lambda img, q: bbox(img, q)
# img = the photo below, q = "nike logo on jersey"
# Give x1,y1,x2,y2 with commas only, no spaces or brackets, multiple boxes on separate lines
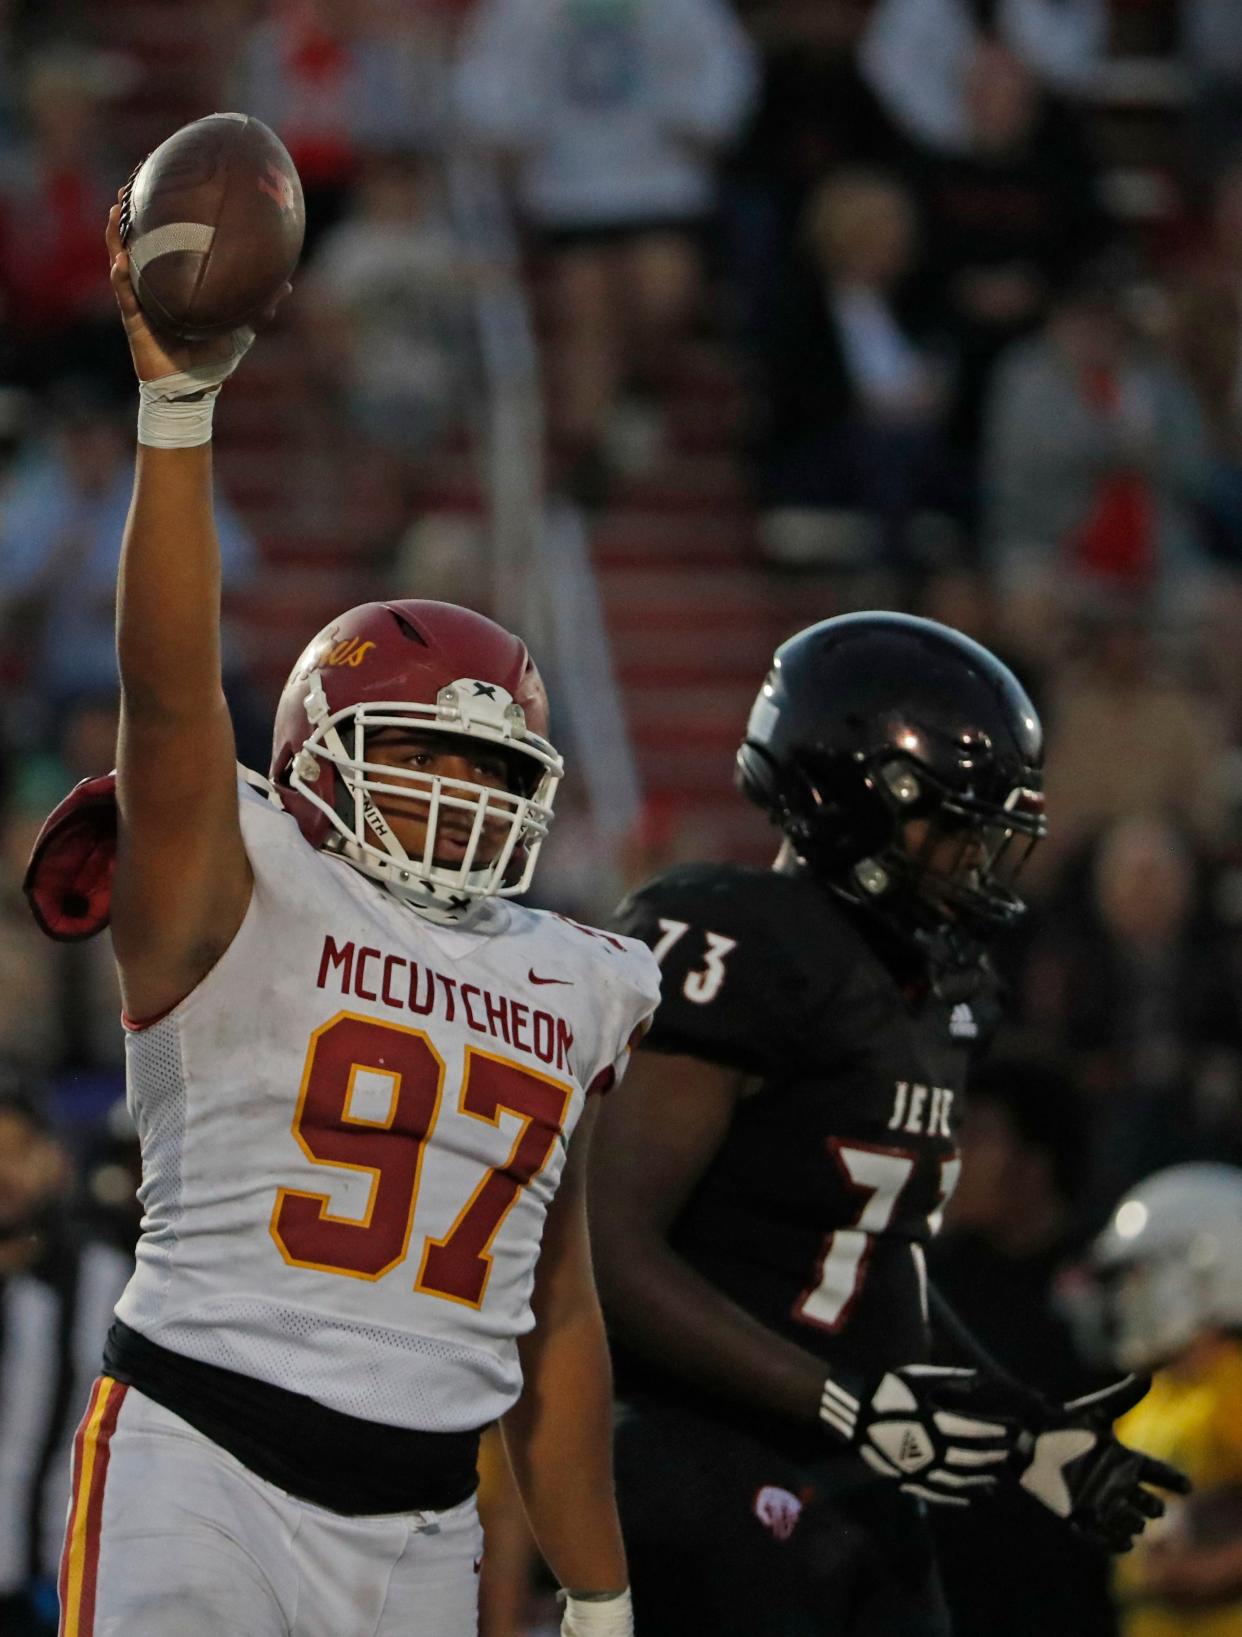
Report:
528,970,573,986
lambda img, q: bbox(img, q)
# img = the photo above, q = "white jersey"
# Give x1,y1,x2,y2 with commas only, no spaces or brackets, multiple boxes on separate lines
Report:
115,773,659,1433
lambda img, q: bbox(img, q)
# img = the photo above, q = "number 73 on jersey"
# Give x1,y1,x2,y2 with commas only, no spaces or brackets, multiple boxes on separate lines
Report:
270,1012,571,1307
653,918,737,1004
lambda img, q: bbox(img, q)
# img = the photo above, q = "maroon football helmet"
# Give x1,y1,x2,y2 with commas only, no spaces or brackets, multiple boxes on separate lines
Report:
270,600,562,917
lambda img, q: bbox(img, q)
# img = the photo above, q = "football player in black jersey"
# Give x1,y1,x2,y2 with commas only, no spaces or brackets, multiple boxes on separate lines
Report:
589,613,1189,1636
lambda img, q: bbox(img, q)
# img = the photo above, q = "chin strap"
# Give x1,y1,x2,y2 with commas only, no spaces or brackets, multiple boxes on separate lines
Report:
821,872,987,999
321,834,485,924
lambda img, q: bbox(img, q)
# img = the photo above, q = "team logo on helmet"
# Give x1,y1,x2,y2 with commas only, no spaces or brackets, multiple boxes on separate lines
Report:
270,601,562,922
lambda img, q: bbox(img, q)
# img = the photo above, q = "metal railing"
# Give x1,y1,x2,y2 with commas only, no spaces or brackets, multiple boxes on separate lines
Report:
445,152,642,847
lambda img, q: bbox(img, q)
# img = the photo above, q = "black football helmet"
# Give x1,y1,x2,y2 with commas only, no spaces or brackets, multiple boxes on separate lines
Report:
736,613,1045,961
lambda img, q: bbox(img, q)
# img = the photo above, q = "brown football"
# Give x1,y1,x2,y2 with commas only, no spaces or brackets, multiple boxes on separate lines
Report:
119,112,304,339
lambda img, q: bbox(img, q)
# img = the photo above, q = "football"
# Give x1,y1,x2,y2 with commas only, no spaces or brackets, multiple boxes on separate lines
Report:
119,112,305,339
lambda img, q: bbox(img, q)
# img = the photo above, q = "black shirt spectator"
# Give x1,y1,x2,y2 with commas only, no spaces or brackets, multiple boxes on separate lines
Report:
1025,816,1242,1203
907,41,1107,449
759,168,967,569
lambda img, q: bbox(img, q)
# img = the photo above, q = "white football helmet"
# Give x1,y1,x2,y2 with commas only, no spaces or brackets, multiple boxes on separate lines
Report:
1087,1164,1242,1371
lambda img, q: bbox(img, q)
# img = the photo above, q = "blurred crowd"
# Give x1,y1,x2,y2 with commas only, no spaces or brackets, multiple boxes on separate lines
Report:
1,0,1242,1634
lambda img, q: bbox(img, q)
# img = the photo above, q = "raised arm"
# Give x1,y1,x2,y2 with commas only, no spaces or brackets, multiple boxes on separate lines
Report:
104,202,266,1021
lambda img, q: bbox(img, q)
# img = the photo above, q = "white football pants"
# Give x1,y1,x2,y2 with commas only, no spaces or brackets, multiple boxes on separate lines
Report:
58,1377,484,1637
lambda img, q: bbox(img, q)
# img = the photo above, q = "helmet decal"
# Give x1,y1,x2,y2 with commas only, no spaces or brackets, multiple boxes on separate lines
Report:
271,601,562,920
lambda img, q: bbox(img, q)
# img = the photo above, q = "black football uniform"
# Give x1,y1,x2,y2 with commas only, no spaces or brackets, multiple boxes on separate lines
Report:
606,861,1002,1637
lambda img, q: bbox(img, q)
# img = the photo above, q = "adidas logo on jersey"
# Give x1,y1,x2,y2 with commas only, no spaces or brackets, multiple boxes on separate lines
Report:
949,1003,978,1040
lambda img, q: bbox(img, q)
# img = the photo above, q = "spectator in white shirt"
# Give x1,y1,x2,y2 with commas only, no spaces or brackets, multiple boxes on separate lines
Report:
456,0,757,504
859,0,1106,155
304,151,477,457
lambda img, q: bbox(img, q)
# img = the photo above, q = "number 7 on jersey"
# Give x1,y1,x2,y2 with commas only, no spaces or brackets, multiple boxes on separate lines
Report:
271,1013,571,1306
652,918,737,1005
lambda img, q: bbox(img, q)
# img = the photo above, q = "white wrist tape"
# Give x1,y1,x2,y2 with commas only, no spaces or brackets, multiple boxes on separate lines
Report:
560,1587,634,1636
137,391,217,448
136,325,256,449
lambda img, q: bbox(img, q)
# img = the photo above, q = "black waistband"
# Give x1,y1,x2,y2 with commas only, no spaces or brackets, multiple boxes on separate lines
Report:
104,1320,480,1515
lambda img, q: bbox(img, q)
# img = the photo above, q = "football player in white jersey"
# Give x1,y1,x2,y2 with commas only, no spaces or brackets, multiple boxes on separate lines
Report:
45,204,658,1637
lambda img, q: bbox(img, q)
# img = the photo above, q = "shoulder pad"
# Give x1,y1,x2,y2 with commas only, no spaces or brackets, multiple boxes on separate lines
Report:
24,771,118,941
542,911,662,1006
612,864,819,1074
242,765,333,849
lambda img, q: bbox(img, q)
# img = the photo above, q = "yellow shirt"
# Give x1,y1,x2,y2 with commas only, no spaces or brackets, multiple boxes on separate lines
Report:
1114,1343,1242,1637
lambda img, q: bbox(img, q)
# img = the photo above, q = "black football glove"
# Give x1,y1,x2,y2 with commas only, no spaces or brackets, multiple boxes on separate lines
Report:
1015,1375,1192,1552
819,1364,1020,1507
